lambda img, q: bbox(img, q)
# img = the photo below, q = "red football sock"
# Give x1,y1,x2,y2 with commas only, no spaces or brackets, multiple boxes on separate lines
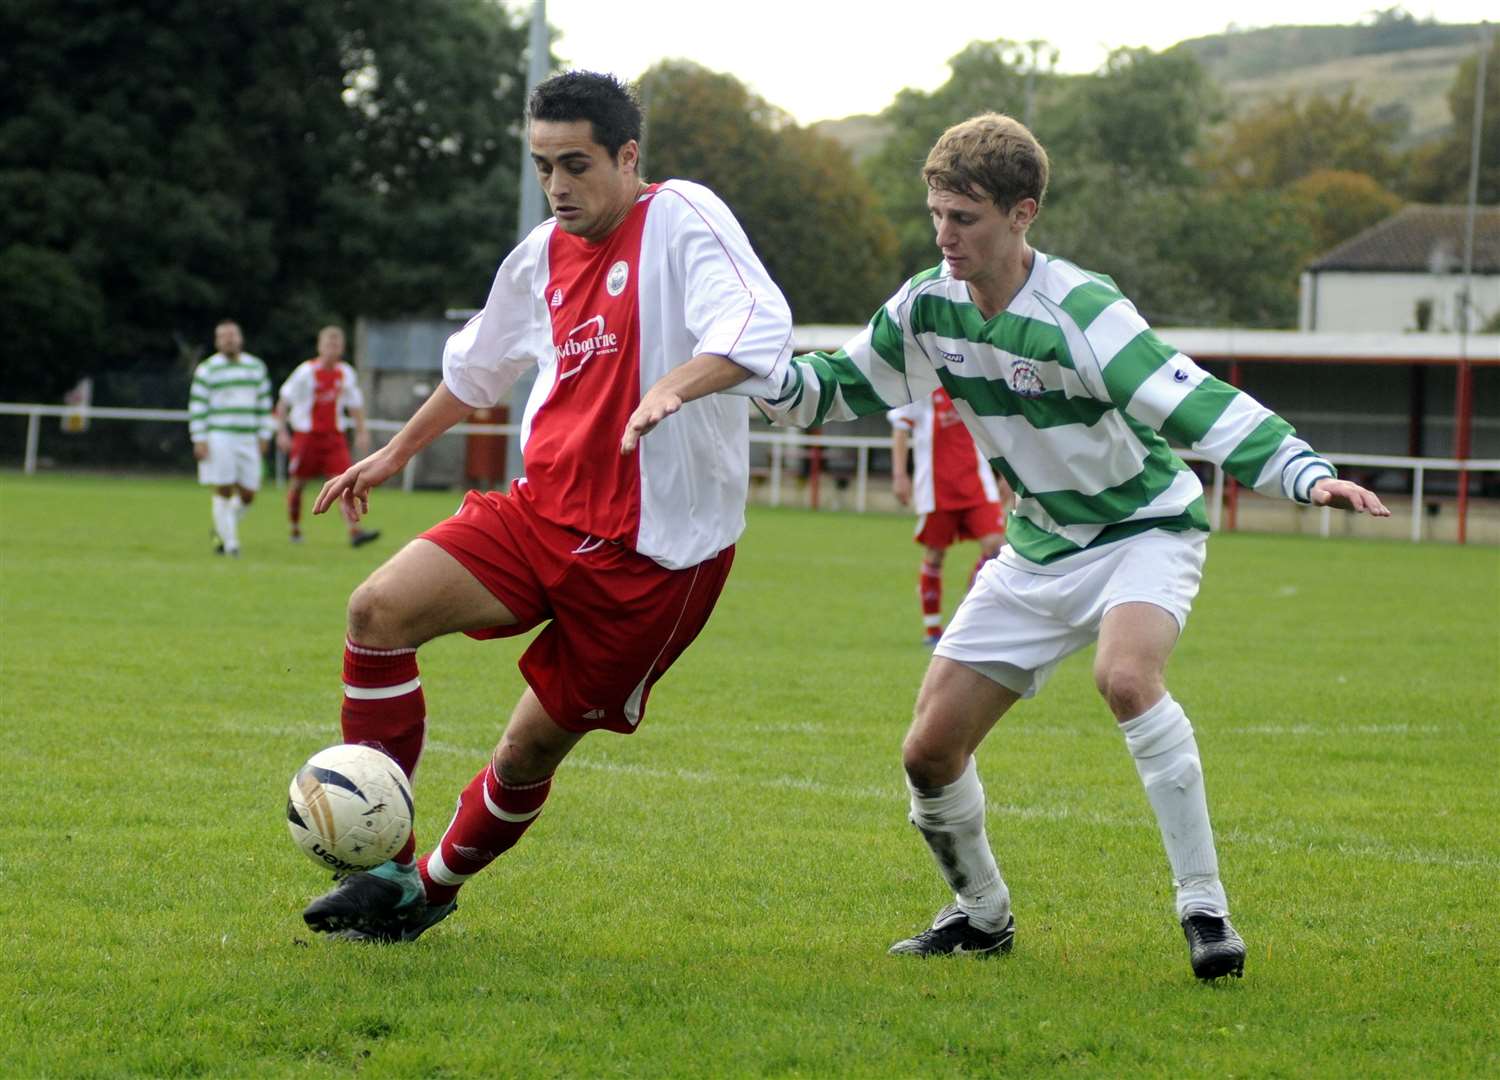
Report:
288,487,302,530
419,765,552,905
920,558,943,631
341,638,426,863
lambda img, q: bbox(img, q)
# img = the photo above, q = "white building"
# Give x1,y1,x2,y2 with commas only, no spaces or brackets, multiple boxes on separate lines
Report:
1299,205,1500,333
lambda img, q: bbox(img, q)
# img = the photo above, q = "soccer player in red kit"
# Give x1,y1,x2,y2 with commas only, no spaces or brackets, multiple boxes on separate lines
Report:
273,326,380,548
889,388,1009,646
300,71,793,942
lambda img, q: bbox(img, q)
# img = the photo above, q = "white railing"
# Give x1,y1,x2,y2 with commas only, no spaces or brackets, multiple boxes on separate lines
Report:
4,402,1498,544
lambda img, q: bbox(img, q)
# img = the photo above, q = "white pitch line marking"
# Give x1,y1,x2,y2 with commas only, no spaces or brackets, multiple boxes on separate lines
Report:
260,730,1496,873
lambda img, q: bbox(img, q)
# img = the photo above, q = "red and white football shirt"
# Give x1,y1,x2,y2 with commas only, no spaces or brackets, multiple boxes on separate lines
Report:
278,360,363,434
442,180,793,570
888,388,1001,514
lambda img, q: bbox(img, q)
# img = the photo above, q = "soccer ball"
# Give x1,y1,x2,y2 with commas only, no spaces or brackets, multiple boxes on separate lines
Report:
286,744,413,874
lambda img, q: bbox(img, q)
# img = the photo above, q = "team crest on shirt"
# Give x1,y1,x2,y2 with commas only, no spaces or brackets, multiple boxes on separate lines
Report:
606,260,630,297
1009,359,1045,398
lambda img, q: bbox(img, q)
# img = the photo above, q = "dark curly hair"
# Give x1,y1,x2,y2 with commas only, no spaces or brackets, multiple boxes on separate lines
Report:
528,70,642,158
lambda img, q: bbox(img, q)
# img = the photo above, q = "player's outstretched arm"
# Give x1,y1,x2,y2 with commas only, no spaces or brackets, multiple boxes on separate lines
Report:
1309,477,1391,516
621,353,753,454
314,384,474,522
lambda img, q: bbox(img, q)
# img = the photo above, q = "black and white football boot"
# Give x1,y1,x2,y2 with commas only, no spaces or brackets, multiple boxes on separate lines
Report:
328,900,457,943
302,861,422,935
1181,912,1246,980
888,902,1015,958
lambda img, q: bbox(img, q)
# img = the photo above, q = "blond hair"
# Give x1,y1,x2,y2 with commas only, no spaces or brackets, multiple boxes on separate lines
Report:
923,113,1049,212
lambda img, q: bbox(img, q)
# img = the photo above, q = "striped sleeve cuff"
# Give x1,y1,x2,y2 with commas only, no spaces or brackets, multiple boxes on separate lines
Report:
1287,457,1336,503
766,366,803,407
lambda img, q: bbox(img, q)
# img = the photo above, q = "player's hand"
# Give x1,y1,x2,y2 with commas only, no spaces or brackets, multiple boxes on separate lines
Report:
892,472,912,506
192,441,208,461
621,386,683,454
275,430,292,454
1310,477,1390,517
314,447,403,523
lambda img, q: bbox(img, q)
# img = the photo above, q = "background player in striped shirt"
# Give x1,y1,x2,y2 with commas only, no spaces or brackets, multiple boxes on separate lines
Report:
889,387,1009,646
272,325,380,548
298,71,792,943
187,320,272,556
760,114,1388,980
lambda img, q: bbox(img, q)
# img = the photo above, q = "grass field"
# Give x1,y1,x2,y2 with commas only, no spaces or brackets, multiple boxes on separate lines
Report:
3,472,1498,1078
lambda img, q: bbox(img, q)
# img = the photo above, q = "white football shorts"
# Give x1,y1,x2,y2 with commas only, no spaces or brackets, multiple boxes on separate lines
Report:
935,528,1207,698
196,432,263,490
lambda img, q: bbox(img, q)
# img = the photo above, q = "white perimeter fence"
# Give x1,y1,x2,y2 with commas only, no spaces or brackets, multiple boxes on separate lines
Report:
5,402,1499,545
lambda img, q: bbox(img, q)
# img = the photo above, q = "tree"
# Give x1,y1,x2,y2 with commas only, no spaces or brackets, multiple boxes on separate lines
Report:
1034,185,1316,328
638,61,897,323
1287,170,1403,256
1050,47,1222,191
325,1,533,318
1200,90,1405,192
1027,49,1296,325
1408,34,1500,204
0,246,106,403
861,43,1218,281
861,41,1034,278
1164,190,1321,327
0,0,531,405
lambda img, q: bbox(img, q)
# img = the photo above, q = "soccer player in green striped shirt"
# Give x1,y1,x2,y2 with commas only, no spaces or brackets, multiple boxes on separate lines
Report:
759,113,1389,979
188,320,273,556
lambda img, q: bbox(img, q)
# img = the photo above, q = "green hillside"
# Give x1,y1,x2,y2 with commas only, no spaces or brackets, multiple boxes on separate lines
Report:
815,19,1488,154
1172,21,1487,145
1172,18,1478,82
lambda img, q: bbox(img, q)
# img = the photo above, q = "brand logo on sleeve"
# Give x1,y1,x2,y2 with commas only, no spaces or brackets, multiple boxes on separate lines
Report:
1173,368,1190,383
1009,359,1045,398
939,349,966,365
550,288,564,307
606,261,630,297
556,315,620,380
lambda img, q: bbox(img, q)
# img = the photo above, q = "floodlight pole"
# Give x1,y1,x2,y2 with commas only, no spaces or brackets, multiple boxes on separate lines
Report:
502,0,551,487
1454,22,1490,544
516,0,550,244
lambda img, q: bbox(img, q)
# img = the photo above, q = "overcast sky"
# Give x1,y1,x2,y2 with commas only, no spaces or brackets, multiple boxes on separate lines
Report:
536,1,1494,126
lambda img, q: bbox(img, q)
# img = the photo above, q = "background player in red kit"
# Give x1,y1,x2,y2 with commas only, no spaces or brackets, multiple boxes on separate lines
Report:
889,387,1009,646
272,325,380,548
300,71,793,942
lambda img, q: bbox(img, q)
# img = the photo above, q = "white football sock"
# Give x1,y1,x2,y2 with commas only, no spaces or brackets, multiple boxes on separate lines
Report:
217,495,240,552
229,493,246,520
211,494,236,550
1121,693,1228,919
907,756,1010,931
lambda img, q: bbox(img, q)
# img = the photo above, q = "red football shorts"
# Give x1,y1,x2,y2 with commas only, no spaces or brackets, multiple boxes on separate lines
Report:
420,483,734,736
289,432,353,480
914,502,1005,548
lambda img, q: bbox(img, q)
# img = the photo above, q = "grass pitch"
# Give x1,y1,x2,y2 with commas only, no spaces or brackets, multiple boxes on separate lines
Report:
3,473,1497,1078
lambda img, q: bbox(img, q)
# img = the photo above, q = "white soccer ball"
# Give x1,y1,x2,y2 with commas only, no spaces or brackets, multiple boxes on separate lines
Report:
286,744,413,874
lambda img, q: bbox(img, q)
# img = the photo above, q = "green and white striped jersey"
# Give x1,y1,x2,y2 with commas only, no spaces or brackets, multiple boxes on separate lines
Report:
761,252,1336,566
188,352,274,440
